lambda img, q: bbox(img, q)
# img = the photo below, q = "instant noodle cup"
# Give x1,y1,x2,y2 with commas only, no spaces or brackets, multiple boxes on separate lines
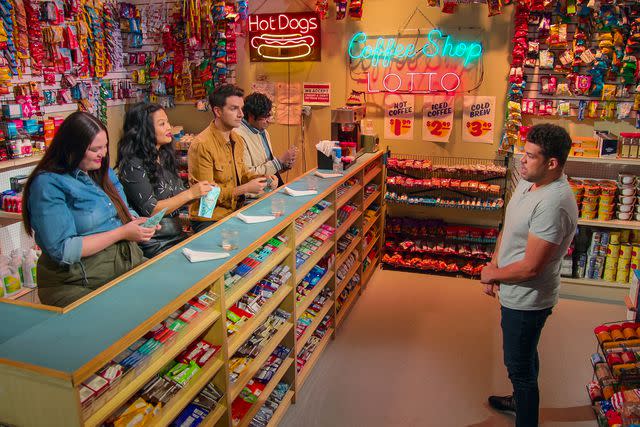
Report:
619,173,636,185
619,204,634,213
617,212,633,221
584,184,601,196
595,325,613,343
619,185,636,196
619,194,636,205
620,244,633,259
610,324,625,341
581,210,597,220
622,323,639,340
600,181,618,196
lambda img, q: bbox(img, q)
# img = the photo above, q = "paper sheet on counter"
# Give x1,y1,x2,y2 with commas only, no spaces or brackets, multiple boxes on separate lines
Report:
283,187,318,197
237,213,276,223
182,248,230,263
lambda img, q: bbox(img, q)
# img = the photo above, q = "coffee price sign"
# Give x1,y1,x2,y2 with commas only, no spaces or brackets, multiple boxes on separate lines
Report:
462,96,496,144
423,95,454,142
384,94,415,140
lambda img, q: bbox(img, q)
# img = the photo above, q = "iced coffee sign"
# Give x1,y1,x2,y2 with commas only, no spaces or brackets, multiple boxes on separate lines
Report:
384,94,415,140
462,96,496,144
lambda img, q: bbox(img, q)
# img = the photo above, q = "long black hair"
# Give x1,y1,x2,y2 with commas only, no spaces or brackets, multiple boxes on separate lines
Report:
116,102,178,185
22,112,132,234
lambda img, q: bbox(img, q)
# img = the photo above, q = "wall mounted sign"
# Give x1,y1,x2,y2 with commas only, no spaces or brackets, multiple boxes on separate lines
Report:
303,82,331,106
462,96,496,144
384,94,415,140
248,12,322,62
423,95,454,143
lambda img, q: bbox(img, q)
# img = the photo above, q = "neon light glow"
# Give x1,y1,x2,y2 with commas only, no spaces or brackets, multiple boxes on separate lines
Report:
249,12,321,62
366,71,462,93
348,30,482,67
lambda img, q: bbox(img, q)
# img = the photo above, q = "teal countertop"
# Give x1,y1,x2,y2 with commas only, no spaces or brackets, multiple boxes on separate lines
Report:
0,153,381,376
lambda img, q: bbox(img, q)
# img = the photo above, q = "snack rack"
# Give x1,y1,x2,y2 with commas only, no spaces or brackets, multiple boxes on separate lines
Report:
382,151,507,279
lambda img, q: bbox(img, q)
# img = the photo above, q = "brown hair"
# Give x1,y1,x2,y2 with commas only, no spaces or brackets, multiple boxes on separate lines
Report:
22,112,132,235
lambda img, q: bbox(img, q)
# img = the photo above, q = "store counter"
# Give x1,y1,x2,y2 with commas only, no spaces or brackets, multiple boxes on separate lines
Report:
0,151,385,427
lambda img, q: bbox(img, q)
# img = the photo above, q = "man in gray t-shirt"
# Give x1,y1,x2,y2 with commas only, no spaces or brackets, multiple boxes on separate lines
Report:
481,124,578,427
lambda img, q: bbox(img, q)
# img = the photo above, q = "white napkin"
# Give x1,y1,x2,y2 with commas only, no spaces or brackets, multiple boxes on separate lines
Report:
182,248,230,263
283,186,318,197
237,213,276,223
314,170,342,179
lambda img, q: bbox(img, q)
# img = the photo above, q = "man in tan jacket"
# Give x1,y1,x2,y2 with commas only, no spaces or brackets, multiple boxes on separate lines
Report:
235,92,297,195
187,84,277,233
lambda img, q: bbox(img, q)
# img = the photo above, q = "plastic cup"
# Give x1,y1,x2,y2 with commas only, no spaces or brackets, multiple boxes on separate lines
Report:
220,229,239,251
271,197,286,218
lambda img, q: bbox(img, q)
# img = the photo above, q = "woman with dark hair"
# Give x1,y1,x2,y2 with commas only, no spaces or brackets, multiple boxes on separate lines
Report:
22,112,157,307
117,102,212,257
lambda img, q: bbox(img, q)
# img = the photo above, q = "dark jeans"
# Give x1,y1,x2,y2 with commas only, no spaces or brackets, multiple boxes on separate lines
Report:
501,305,553,427
190,219,216,234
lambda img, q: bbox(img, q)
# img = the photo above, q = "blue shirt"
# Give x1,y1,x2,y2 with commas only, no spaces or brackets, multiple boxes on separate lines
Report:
28,168,137,266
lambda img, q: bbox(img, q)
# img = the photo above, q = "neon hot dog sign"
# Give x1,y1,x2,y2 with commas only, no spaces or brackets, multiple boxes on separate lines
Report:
348,30,483,93
248,12,322,62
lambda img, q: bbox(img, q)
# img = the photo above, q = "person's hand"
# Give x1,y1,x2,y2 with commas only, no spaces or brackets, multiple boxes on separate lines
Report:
279,147,297,168
480,262,498,284
483,283,500,298
189,181,214,199
267,175,278,190
244,177,268,194
121,218,157,242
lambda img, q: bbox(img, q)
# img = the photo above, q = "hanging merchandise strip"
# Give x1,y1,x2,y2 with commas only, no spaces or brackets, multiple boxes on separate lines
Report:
501,0,640,152
121,0,245,108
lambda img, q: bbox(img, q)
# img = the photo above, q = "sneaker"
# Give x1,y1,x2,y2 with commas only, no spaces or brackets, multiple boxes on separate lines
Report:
488,395,516,413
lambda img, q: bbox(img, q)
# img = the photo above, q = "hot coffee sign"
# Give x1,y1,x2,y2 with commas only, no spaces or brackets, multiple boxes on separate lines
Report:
248,12,322,62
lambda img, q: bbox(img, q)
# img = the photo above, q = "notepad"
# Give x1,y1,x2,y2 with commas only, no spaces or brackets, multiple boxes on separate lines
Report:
182,248,230,263
237,213,276,223
283,187,318,197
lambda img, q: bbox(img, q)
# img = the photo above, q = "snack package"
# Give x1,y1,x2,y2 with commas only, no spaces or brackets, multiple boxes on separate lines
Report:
198,187,221,218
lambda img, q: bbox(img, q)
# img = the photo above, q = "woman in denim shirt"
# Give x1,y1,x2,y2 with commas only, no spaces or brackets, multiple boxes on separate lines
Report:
117,103,212,258
22,112,158,307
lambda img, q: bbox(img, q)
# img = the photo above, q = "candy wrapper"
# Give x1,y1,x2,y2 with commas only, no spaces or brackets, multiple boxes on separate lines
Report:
522,99,538,114
617,102,633,119
587,101,600,119
601,101,615,120
574,75,591,96
540,75,557,94
556,82,572,96
557,101,571,116
602,84,616,101
539,50,554,69
538,100,554,115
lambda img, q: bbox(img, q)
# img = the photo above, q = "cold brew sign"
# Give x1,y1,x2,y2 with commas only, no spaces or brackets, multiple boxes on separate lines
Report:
462,96,496,144
248,12,321,62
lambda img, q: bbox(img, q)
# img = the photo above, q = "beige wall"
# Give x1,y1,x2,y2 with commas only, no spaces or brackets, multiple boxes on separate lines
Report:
162,1,637,181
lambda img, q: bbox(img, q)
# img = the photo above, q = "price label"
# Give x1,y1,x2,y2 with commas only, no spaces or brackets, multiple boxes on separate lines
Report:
466,120,492,137
389,118,413,137
425,120,452,136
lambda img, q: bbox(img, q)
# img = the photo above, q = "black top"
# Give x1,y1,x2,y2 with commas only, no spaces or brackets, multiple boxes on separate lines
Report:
118,157,185,217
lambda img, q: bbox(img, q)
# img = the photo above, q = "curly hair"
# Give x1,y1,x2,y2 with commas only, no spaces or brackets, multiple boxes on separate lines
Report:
527,124,572,166
116,102,177,185
242,92,273,120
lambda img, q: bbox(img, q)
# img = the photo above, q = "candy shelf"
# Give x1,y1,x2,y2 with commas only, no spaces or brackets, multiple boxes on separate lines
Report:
0,211,23,226
229,323,292,401
296,328,334,390
84,308,221,427
337,262,359,296
0,154,44,172
363,213,381,236
561,277,630,290
336,285,361,328
364,165,383,184
199,403,227,427
265,389,294,427
297,300,334,350
295,238,335,283
227,284,293,357
297,270,333,316
294,207,335,247
236,357,294,427
363,234,381,260
225,247,291,310
336,184,362,209
362,257,380,286
149,358,225,426
336,235,362,268
363,190,381,211
336,210,362,239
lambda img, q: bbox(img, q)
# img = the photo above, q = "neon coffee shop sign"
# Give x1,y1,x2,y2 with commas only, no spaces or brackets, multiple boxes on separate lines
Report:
348,29,483,93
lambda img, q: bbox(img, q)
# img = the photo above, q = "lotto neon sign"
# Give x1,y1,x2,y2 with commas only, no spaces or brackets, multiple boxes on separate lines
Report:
348,30,483,67
248,12,321,62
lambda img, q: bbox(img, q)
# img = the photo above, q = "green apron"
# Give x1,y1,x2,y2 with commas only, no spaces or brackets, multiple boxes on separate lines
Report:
37,241,145,307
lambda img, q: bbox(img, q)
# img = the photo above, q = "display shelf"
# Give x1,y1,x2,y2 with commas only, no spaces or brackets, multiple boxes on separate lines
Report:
364,166,382,185
336,235,362,269
225,247,292,310
295,238,335,284
297,301,334,350
383,246,491,261
0,153,44,172
336,261,359,296
296,271,333,317
363,213,380,236
294,207,335,247
515,152,640,166
229,323,292,401
336,210,361,239
362,258,379,286
227,285,293,357
265,389,294,427
561,277,631,290
363,234,381,261
0,211,23,225
363,190,381,211
2,287,35,301
336,285,360,328
236,357,294,427
336,184,362,208
199,403,227,427
296,328,333,390
149,358,225,426
84,308,221,427
577,218,640,231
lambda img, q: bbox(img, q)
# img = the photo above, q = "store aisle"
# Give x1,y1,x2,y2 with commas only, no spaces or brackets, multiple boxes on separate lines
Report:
281,269,622,427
